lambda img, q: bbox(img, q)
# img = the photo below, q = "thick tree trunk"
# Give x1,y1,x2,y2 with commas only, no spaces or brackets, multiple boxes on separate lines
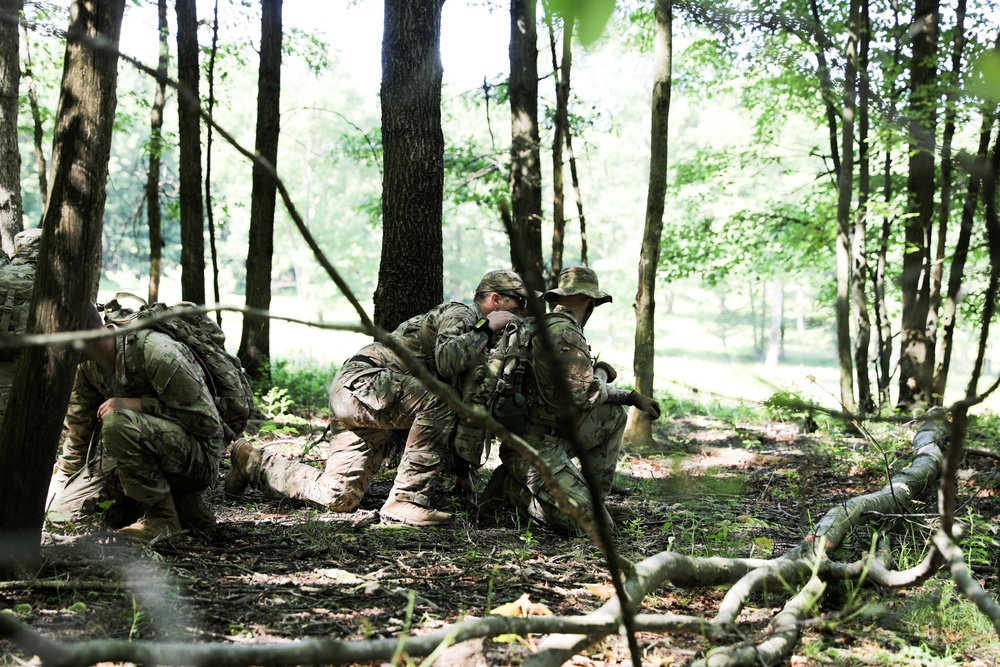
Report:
239,0,282,379
897,0,939,410
22,26,47,216
373,0,444,331
175,0,205,304
146,0,168,304
0,0,23,258
834,0,858,414
509,0,544,291
764,278,783,371
0,0,124,576
625,0,670,449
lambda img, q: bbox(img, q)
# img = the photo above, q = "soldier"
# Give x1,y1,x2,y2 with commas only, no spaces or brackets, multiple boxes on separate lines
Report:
481,266,661,535
46,303,224,539
224,270,531,526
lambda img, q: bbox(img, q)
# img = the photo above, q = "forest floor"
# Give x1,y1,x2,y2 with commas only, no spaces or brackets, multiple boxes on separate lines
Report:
3,413,1000,666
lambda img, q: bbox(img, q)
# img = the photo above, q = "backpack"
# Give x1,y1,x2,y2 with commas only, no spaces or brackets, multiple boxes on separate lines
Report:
0,228,42,427
0,228,42,361
102,293,255,441
454,318,536,463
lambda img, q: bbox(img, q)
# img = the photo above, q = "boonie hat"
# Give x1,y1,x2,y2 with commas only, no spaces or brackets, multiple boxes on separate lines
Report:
475,269,532,298
543,265,612,306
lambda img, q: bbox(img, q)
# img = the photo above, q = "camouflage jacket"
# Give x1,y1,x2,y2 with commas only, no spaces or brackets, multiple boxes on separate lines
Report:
524,310,608,426
354,302,491,382
57,330,224,476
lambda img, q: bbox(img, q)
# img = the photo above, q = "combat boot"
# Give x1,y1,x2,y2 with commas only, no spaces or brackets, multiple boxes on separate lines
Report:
175,491,216,531
224,438,261,498
118,493,182,540
380,498,453,527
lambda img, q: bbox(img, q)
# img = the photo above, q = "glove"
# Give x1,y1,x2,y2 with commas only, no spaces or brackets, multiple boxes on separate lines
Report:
629,391,661,420
593,360,617,383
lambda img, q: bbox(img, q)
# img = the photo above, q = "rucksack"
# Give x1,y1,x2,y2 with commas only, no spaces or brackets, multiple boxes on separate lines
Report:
102,293,255,441
0,228,42,362
455,317,536,462
0,228,42,427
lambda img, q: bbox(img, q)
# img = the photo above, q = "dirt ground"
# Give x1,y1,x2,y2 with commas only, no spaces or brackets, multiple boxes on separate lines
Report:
3,415,999,666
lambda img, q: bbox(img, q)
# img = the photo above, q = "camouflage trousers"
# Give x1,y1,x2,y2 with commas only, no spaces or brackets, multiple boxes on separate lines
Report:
47,409,219,523
495,403,626,535
329,359,454,508
248,430,384,511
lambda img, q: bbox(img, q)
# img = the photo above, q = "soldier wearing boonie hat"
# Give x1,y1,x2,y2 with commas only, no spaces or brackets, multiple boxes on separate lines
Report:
225,269,530,527
543,265,612,306
481,265,661,536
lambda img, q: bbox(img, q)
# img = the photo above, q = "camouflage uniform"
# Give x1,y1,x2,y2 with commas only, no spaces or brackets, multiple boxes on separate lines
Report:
47,329,224,524
245,295,518,512
493,310,626,535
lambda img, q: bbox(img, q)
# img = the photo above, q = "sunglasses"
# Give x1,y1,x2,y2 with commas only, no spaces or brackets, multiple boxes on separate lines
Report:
498,292,526,308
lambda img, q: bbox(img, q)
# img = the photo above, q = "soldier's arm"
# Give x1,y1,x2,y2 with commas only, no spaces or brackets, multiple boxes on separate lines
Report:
561,330,606,411
142,338,223,439
433,306,490,379
55,367,103,475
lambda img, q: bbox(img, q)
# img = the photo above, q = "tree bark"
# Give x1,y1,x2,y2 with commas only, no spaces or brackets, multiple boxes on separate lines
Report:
373,0,444,331
0,0,24,258
239,0,282,380
834,0,859,414
625,0,670,450
897,0,939,410
146,0,168,304
509,0,544,291
0,0,125,576
808,0,841,184
175,0,205,304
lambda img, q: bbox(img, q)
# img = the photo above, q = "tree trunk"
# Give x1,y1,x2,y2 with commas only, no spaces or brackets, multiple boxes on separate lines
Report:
625,0,670,449
834,0,858,414
927,0,967,405
765,278,783,371
373,0,444,331
0,0,124,576
0,0,23,258
239,0,282,380
175,0,205,304
146,0,168,304
874,4,904,410
22,26,47,216
852,0,872,414
547,14,569,287
935,108,997,399
897,0,939,410
205,0,221,321
509,0,544,291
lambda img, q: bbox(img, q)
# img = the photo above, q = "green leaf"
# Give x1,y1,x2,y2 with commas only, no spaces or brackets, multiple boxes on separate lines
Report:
548,0,616,45
968,51,1000,102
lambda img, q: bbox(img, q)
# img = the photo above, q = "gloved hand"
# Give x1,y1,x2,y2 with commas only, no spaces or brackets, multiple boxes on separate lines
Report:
629,391,661,420
453,471,477,504
485,310,518,332
593,360,617,383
